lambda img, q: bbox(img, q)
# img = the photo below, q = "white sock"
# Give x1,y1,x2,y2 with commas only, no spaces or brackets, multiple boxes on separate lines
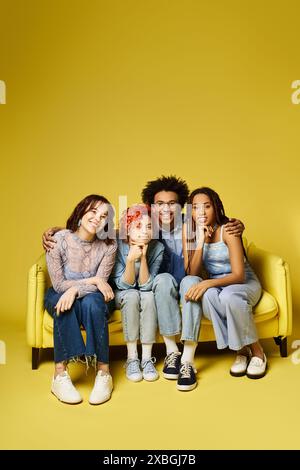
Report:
127,341,138,360
163,336,179,356
142,344,153,362
181,341,197,365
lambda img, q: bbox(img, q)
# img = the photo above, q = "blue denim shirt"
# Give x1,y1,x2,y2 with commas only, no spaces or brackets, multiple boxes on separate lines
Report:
110,237,165,291
158,221,185,285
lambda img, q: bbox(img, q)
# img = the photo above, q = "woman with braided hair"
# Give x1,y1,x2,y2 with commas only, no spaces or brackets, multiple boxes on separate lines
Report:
110,204,164,382
178,187,267,391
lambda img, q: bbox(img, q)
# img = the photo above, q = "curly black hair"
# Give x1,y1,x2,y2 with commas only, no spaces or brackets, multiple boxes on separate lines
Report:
141,175,189,208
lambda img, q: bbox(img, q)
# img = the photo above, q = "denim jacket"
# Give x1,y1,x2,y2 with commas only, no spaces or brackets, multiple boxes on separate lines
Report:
110,237,164,291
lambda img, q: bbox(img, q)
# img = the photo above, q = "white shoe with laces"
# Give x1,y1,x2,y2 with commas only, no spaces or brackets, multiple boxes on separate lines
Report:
124,358,143,382
246,354,267,379
51,371,82,404
89,370,113,405
141,357,159,381
230,348,252,377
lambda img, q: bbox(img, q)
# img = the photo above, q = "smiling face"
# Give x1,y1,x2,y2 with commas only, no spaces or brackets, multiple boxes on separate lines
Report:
81,201,109,236
153,191,180,227
128,214,152,245
192,193,216,226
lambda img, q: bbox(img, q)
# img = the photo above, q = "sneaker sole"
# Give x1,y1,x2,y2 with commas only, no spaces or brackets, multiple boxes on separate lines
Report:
127,376,143,382
176,383,197,391
246,370,267,379
51,390,82,405
163,372,179,380
143,375,159,382
230,370,247,377
89,395,112,405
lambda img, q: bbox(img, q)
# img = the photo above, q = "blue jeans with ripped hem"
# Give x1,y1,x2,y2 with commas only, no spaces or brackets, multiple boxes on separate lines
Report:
44,288,110,364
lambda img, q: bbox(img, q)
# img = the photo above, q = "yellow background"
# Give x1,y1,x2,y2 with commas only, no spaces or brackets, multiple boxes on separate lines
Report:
0,0,300,450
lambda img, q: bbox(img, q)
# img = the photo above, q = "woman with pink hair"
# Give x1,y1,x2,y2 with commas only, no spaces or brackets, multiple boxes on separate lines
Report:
110,204,164,382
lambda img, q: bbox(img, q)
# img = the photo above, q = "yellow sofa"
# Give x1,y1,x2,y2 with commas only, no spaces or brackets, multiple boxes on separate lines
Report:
27,241,292,369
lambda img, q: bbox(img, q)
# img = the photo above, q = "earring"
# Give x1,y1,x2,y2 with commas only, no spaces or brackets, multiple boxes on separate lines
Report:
78,219,81,227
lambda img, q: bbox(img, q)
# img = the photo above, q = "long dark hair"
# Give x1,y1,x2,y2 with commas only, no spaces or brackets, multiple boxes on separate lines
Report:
186,187,240,272
66,194,115,245
188,187,229,229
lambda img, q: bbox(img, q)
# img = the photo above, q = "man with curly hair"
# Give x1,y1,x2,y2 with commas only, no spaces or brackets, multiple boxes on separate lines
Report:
141,175,244,382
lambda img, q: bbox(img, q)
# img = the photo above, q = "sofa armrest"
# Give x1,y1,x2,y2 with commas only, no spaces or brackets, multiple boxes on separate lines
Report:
26,253,50,347
247,242,292,336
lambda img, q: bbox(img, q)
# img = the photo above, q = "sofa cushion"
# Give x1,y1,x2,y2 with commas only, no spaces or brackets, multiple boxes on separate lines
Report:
252,289,278,321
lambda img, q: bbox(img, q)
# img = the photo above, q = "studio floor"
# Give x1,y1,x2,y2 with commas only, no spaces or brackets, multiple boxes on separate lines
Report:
0,319,300,450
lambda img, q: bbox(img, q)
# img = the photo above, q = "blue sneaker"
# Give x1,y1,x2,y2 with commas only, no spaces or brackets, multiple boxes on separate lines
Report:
141,357,159,382
124,358,143,382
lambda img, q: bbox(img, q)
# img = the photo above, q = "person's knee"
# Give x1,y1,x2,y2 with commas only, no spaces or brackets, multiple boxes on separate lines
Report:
202,287,219,304
141,291,155,308
180,275,201,293
44,288,62,312
120,289,140,307
152,273,177,293
219,290,243,308
81,292,106,313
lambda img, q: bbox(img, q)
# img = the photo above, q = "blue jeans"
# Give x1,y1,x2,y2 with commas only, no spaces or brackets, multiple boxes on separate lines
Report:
180,274,261,350
44,288,110,364
179,276,204,342
114,289,157,343
152,273,181,336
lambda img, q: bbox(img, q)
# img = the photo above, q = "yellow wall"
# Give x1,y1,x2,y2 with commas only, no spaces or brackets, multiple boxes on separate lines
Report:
0,0,299,333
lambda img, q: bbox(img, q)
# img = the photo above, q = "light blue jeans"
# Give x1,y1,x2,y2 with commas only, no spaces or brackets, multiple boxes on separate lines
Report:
180,274,262,350
152,273,181,337
114,289,158,343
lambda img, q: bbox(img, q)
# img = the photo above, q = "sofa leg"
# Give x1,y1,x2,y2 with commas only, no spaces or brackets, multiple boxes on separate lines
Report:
274,336,288,357
32,347,40,369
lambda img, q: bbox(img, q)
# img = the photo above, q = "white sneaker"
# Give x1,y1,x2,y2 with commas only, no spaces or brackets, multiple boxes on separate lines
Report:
246,354,267,379
51,371,82,404
89,371,113,405
230,349,251,377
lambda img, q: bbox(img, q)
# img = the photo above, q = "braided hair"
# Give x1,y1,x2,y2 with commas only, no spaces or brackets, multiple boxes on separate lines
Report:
186,187,229,272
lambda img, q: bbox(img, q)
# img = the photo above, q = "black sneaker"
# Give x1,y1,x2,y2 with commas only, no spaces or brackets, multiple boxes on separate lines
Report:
176,362,197,391
163,352,182,379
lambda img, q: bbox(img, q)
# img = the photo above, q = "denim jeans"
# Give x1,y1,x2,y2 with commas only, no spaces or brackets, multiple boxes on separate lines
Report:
179,275,204,342
152,273,181,336
114,289,157,343
44,288,110,364
180,274,261,350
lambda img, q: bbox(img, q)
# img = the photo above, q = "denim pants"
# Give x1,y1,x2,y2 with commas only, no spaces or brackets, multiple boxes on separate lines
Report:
180,274,262,350
44,288,110,364
152,273,181,336
114,289,158,343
